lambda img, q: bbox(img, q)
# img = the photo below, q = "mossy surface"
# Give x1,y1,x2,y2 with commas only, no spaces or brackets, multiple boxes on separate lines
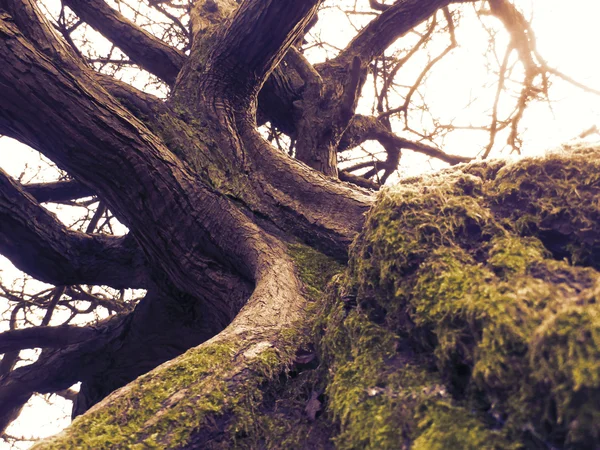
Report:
288,243,345,300
35,343,235,449
318,282,515,450
36,147,600,449
327,146,600,448
223,244,344,449
36,334,313,450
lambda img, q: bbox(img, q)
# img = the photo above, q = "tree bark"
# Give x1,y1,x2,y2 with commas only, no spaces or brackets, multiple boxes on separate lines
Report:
0,0,368,438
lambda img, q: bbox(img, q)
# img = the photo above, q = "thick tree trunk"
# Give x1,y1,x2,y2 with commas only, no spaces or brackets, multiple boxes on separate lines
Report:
0,0,370,437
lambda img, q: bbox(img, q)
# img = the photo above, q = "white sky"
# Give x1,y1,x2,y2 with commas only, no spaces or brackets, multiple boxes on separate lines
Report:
308,0,600,177
1,0,600,447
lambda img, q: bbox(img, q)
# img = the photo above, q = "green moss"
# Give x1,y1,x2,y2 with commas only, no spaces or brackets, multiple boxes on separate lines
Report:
413,401,514,450
318,289,512,449
36,343,235,449
338,146,600,448
491,147,600,268
288,243,345,300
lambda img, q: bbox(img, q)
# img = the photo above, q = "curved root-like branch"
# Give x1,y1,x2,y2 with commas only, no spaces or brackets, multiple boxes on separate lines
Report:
33,242,316,448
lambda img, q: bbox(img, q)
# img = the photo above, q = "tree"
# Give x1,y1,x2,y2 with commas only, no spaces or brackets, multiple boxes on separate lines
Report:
0,0,598,448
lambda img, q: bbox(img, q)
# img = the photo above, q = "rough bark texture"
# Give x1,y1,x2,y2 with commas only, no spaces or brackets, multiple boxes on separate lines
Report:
0,0,597,448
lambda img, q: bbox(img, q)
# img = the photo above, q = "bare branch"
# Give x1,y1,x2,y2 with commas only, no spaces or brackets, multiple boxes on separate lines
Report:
23,180,93,203
0,314,128,434
544,66,600,97
337,0,469,63
62,0,186,85
340,56,363,121
54,388,79,402
482,42,511,159
339,170,380,189
0,325,98,354
0,0,73,58
0,169,149,288
369,0,391,12
339,115,472,165
377,15,457,123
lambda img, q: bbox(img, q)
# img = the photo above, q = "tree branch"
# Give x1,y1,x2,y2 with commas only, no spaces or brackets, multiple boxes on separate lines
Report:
337,0,469,63
339,170,380,189
0,325,97,354
23,180,93,203
0,276,251,432
339,115,472,165
0,314,129,434
62,0,186,85
369,0,391,12
0,168,148,288
203,0,320,97
55,388,79,402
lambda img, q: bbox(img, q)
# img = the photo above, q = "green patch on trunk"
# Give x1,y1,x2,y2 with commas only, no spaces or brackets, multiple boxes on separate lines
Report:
329,145,600,448
36,343,235,449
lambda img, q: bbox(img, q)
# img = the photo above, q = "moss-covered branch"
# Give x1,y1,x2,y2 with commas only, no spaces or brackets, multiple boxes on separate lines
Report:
328,144,600,448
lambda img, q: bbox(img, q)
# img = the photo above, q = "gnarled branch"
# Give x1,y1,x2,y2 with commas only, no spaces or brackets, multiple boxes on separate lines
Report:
62,0,186,85
0,168,148,288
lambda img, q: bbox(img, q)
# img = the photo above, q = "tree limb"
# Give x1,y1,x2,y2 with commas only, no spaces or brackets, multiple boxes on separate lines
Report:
0,314,129,434
0,168,149,288
62,0,186,85
369,0,391,12
0,325,98,354
202,0,320,97
339,170,380,189
23,180,93,203
339,115,472,165
337,0,470,63
54,388,79,402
